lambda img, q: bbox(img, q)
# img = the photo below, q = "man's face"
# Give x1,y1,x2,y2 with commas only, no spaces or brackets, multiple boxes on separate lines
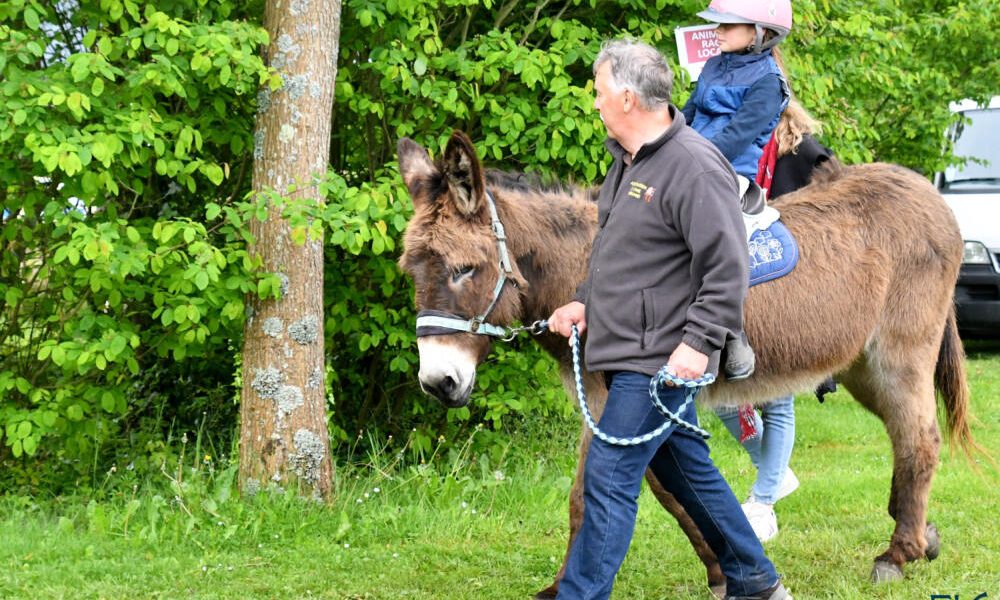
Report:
594,62,627,139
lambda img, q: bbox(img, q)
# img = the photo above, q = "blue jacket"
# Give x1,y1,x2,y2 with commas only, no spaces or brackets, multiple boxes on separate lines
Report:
682,51,789,179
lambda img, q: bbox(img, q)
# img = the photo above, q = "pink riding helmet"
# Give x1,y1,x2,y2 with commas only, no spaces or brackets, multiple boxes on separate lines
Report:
697,0,792,52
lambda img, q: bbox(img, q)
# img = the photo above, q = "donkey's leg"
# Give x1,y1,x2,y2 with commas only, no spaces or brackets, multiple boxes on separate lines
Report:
841,346,941,583
535,369,605,600
533,419,590,599
645,471,726,598
537,369,723,599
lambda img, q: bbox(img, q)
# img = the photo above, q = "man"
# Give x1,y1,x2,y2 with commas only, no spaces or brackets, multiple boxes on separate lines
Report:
546,39,791,600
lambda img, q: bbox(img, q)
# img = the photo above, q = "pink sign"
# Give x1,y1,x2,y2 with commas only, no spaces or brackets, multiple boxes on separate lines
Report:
674,24,720,80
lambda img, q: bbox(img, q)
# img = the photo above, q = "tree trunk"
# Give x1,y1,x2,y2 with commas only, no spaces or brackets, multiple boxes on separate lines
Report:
239,0,342,500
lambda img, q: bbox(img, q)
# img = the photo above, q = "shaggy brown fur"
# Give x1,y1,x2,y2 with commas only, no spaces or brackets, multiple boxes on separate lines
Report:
397,131,973,596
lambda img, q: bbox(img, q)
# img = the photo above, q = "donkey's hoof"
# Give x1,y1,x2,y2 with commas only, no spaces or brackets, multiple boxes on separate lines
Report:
534,585,558,599
709,582,727,599
871,560,904,583
925,522,941,561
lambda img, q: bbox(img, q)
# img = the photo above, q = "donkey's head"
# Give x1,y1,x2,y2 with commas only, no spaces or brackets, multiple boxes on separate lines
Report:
397,131,527,407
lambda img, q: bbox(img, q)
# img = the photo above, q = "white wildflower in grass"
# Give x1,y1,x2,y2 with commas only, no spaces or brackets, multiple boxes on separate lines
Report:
344,543,350,548
373,487,381,493
461,501,468,509
493,470,505,481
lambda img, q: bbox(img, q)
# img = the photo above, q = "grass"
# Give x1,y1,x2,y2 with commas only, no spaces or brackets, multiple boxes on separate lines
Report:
2,343,1000,599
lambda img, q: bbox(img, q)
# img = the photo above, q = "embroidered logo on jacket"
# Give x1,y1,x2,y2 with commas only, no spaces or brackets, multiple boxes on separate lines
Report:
628,181,648,200
643,186,656,203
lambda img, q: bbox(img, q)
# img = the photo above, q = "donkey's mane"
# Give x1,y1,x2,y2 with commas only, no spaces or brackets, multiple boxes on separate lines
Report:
485,168,597,203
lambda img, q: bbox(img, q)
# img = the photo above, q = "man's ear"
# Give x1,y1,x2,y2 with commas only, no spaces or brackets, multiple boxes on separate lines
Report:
441,130,486,217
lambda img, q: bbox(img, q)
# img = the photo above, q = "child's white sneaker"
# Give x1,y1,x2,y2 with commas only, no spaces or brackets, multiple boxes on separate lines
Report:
742,497,778,542
775,469,799,502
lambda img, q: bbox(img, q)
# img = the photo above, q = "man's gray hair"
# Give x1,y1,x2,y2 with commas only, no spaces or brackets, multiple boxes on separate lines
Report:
593,39,674,111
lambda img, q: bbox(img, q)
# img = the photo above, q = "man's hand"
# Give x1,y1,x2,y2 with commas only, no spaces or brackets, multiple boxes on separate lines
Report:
665,342,709,382
547,301,586,343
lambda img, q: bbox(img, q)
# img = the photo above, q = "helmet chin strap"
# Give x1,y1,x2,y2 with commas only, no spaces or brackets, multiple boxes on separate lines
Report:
749,24,787,53
744,24,765,54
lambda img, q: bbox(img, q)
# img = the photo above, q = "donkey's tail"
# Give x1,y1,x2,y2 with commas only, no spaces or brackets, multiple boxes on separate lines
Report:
935,308,979,458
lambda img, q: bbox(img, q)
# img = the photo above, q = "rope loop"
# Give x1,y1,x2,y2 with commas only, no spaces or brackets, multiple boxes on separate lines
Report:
569,325,712,446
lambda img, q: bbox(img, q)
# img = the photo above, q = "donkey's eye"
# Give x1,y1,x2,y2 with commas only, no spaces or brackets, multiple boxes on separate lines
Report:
450,265,475,283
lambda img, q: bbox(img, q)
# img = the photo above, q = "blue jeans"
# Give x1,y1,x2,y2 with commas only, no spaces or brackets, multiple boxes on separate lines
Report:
556,371,779,600
714,395,795,504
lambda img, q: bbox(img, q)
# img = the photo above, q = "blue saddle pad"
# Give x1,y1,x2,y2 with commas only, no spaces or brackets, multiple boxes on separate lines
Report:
748,221,798,287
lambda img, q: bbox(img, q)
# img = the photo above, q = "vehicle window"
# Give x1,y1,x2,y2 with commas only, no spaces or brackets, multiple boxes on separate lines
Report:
941,108,1000,192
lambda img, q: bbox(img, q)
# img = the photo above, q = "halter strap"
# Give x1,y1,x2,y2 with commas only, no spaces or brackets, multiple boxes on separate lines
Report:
414,191,518,340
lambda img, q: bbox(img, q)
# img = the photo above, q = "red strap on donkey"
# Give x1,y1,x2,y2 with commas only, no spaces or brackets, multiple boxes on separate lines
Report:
756,132,779,200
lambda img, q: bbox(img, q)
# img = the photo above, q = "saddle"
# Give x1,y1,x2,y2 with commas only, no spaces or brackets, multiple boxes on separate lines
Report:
737,176,799,287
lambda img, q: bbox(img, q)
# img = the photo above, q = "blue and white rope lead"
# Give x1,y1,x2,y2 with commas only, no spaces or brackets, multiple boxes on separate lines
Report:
569,324,713,446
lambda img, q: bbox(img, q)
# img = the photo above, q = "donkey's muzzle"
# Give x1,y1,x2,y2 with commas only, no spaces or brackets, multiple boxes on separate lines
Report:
420,373,470,407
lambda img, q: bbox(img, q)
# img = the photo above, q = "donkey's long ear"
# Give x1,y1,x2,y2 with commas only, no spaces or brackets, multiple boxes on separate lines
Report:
397,138,437,209
442,131,485,217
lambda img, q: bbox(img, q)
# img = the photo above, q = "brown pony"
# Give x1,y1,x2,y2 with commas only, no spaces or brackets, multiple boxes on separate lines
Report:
396,130,974,598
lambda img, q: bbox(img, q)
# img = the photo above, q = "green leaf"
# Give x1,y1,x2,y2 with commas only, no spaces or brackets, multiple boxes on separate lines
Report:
110,336,127,356
201,164,224,185
21,436,38,456
101,392,116,413
333,510,352,541
24,7,40,30
71,57,90,82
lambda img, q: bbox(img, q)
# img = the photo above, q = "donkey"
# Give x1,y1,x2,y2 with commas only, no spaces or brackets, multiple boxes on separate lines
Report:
396,130,974,598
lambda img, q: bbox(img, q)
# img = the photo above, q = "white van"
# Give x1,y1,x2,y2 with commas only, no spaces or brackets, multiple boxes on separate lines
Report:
936,96,1000,338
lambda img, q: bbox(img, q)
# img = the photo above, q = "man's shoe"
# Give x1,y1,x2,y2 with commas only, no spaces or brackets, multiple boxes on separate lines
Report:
742,498,778,542
724,581,792,600
775,469,800,503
